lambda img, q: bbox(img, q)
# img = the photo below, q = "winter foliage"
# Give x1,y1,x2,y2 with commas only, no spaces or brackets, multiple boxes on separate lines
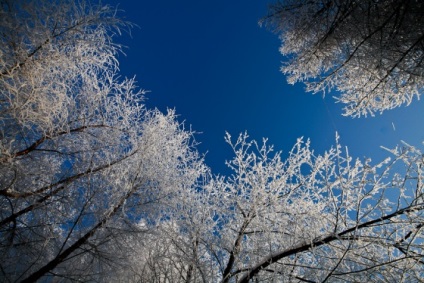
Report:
0,0,205,281
0,0,423,282
263,0,424,117
141,133,424,282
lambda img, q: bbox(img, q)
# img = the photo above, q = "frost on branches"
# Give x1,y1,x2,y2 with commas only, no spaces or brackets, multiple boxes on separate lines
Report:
0,0,205,281
213,133,424,282
263,0,424,117
139,133,424,282
1,0,423,282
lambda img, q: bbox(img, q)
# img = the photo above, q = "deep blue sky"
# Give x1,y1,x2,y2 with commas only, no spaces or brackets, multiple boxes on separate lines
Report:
111,0,424,175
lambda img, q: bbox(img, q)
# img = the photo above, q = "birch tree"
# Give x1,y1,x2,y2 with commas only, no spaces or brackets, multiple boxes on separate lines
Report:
0,0,206,281
263,0,424,117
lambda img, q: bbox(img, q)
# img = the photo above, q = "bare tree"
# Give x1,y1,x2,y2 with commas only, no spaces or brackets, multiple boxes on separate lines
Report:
262,0,424,117
0,0,206,281
214,133,423,282
3,0,423,282
131,133,423,282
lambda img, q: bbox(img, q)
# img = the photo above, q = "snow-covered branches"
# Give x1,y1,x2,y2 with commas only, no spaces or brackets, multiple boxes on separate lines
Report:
263,0,424,117
155,133,424,282
0,1,206,281
2,0,423,282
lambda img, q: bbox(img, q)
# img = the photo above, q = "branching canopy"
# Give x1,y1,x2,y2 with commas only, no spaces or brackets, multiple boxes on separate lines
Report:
263,0,424,117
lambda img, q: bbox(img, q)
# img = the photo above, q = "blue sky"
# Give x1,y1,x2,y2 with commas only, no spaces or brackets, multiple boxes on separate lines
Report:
112,0,424,175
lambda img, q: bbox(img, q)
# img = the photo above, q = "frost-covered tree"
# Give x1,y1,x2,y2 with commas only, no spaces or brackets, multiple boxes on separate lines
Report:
2,0,423,282
214,133,424,282
263,0,424,117
145,133,423,282
0,0,206,281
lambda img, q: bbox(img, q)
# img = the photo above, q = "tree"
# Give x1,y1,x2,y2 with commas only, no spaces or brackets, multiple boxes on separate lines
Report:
2,0,423,282
262,0,424,117
0,0,206,281
144,133,423,282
